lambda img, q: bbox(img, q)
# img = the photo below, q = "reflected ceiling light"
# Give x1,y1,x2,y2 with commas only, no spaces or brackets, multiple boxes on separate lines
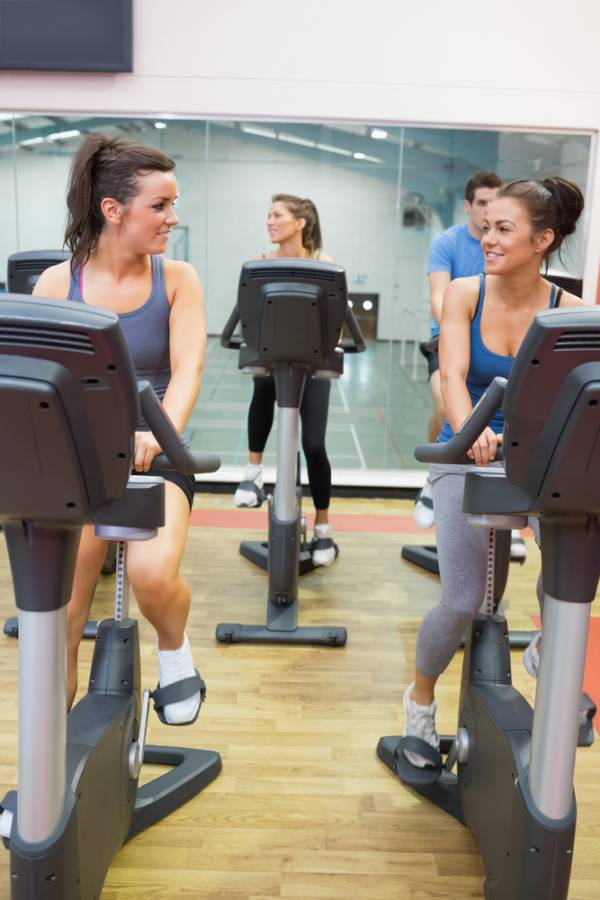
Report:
240,124,277,139
370,128,388,140
348,299,354,308
420,143,448,157
278,132,316,148
154,121,167,130
46,129,81,141
316,143,352,157
353,151,383,163
362,300,373,311
19,136,45,146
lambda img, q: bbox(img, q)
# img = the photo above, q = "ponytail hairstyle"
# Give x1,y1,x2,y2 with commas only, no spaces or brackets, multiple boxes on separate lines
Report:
271,193,323,257
65,133,176,268
496,176,584,267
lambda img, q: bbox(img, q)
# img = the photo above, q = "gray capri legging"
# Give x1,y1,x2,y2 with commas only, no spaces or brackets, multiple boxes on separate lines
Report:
415,464,544,679
415,463,490,678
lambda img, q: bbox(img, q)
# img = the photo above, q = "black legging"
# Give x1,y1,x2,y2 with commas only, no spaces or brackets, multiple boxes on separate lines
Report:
248,375,332,510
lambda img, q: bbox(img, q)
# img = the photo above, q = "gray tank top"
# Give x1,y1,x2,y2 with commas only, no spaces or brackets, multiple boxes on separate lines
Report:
68,255,172,413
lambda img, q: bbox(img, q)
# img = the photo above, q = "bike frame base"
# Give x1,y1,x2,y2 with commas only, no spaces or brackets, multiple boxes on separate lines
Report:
127,744,222,841
239,540,315,575
2,619,221,900
401,544,439,575
377,616,576,900
4,617,98,640
216,622,346,646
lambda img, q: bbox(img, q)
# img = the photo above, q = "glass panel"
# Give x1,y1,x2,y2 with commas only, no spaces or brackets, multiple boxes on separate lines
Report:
0,114,21,289
387,127,592,471
200,120,406,471
1,114,591,481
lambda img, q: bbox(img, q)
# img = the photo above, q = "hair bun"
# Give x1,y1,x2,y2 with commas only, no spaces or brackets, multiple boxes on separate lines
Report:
542,176,584,238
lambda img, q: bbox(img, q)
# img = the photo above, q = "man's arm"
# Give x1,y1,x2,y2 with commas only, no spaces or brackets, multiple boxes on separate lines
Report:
427,271,451,326
427,231,453,326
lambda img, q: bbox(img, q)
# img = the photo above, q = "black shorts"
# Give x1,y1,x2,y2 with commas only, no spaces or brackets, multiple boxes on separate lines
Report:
427,351,439,379
419,339,440,379
137,468,196,511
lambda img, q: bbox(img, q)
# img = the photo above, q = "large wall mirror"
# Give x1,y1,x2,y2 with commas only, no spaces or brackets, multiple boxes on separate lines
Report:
0,114,592,482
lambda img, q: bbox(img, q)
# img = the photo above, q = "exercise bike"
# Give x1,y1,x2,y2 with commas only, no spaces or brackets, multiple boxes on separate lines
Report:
0,294,222,899
216,258,365,646
234,451,316,576
2,249,100,643
378,306,600,899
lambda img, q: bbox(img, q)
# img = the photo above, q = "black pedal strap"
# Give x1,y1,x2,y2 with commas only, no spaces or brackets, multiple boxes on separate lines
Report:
151,671,206,726
393,736,443,786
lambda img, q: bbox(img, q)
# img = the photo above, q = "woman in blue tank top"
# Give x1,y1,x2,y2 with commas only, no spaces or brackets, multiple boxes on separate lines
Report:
401,176,586,768
34,134,207,726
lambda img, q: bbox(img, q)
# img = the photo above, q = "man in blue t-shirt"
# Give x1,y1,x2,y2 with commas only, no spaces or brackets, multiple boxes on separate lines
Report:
415,172,503,531
425,171,503,441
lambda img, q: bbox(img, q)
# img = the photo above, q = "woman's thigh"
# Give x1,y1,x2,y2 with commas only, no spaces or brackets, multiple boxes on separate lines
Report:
126,481,191,589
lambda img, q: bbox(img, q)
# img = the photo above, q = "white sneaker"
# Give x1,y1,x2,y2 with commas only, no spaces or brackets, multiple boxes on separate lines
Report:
510,529,527,563
414,477,435,529
402,682,439,767
156,634,202,725
234,466,264,508
311,523,339,566
523,632,541,679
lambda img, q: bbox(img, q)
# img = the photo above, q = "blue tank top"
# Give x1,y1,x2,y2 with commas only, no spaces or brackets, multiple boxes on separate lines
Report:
68,255,171,426
437,274,560,443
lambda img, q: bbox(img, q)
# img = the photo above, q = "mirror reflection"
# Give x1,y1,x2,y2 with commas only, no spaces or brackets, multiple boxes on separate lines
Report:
0,114,591,478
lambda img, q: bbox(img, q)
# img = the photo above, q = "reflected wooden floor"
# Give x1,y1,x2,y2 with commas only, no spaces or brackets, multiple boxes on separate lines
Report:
0,495,599,899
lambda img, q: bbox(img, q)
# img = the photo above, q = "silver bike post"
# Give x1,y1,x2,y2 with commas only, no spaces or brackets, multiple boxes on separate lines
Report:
274,407,300,522
17,606,67,843
529,594,591,819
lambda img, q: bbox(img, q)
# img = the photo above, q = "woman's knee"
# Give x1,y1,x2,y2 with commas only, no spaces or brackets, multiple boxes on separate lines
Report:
128,555,186,604
302,439,328,464
439,569,487,624
128,561,173,599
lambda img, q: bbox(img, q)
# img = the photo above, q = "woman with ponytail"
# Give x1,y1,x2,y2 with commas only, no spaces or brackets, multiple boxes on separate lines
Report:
35,133,207,725
234,193,339,566
399,176,587,767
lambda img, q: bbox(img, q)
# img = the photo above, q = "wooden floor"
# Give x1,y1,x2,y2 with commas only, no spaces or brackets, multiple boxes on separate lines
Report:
0,495,599,899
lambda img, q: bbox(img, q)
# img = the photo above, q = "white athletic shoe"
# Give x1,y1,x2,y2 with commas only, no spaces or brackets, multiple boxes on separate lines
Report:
402,682,439,768
523,632,541,679
234,466,264,508
156,634,202,725
414,477,435,529
510,529,527,563
311,523,339,566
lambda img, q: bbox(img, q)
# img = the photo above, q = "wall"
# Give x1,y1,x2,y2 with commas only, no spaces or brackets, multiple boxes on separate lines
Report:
2,1,599,129
1,1,599,296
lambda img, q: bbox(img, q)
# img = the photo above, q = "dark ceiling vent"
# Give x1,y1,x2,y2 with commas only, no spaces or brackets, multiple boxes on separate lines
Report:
0,325,95,354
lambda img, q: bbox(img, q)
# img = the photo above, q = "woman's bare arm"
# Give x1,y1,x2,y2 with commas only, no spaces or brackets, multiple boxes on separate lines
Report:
162,260,207,434
32,260,71,300
439,276,500,465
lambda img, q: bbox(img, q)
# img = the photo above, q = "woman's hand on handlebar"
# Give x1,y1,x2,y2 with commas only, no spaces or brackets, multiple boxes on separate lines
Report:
467,427,502,467
133,431,162,473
